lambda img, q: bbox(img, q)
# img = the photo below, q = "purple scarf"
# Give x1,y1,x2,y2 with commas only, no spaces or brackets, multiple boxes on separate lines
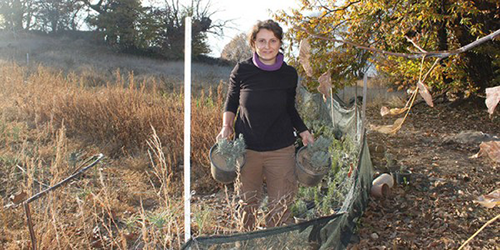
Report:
252,52,284,71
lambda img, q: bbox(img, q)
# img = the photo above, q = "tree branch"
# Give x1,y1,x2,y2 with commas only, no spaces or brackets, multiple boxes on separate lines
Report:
82,0,104,14
302,28,500,59
320,0,361,14
405,35,427,53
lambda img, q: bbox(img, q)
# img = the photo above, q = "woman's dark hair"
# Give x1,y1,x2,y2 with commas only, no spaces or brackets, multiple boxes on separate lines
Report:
248,19,283,50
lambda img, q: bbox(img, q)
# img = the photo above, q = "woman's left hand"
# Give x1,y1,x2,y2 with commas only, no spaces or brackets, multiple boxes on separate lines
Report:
299,130,314,146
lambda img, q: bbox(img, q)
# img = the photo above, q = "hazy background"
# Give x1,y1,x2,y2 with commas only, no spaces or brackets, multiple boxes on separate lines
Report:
143,0,300,57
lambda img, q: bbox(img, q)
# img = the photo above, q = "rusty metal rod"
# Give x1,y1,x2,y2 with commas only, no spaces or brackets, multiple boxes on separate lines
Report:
21,154,104,250
24,202,37,250
24,154,104,204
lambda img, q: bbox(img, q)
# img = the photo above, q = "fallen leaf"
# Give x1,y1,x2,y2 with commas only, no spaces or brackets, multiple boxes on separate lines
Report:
347,163,354,177
124,232,138,241
472,141,500,163
485,85,500,116
299,39,313,77
417,80,434,107
317,70,332,102
474,189,500,208
9,191,27,205
380,106,408,117
369,118,405,135
380,106,390,116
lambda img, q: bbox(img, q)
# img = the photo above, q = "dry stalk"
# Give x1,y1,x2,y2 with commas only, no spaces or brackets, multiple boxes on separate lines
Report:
217,80,224,107
50,202,62,249
232,168,244,231
146,125,172,204
96,168,126,249
15,165,49,188
51,123,67,183
76,196,92,248
458,213,500,250
139,199,150,249
388,57,441,134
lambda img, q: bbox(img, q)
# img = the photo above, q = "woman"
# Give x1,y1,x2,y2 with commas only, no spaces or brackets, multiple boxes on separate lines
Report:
216,19,314,230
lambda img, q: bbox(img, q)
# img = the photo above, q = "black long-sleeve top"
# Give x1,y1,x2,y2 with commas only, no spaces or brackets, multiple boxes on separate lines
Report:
224,58,308,151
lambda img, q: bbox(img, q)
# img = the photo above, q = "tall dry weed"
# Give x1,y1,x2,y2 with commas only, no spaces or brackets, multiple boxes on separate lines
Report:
0,61,234,249
1,62,222,175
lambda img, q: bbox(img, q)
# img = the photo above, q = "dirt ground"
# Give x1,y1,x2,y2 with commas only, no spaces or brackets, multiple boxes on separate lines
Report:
353,99,500,249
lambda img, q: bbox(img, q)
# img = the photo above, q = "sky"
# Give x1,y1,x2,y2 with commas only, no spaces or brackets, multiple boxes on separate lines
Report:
204,0,300,57
143,0,301,57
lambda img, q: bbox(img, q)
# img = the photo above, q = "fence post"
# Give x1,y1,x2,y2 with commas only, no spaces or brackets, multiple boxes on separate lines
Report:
183,16,192,243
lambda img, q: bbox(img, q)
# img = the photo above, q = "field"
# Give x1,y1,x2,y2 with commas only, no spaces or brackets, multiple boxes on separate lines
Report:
357,100,500,249
0,31,237,249
1,31,499,249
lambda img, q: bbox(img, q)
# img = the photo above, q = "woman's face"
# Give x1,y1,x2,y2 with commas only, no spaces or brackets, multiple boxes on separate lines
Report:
254,28,281,65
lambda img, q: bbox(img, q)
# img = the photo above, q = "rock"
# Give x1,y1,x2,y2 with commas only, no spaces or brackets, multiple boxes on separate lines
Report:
443,130,499,145
371,233,379,240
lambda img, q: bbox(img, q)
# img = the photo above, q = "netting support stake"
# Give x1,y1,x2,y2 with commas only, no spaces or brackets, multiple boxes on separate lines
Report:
355,80,358,136
330,89,335,128
362,73,368,128
18,154,103,250
24,202,36,250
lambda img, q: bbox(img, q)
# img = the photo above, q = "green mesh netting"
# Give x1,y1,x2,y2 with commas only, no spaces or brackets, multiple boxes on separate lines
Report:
182,88,373,250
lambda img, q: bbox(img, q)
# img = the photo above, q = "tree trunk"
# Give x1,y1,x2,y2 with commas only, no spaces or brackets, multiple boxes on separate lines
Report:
454,0,500,93
437,0,452,86
12,0,24,30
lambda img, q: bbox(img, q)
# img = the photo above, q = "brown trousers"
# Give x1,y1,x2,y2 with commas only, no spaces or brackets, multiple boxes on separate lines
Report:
238,145,297,230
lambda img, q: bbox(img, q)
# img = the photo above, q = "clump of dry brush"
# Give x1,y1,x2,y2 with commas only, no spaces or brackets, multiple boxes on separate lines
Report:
0,62,233,249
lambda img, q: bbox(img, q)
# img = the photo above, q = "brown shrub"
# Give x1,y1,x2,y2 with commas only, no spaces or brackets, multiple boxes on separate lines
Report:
0,62,223,187
0,62,231,249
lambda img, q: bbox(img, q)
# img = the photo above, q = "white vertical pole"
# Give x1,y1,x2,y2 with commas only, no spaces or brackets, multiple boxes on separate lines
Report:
183,16,192,243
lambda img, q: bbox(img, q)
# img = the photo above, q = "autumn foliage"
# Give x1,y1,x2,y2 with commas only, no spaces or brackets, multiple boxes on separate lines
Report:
275,0,500,95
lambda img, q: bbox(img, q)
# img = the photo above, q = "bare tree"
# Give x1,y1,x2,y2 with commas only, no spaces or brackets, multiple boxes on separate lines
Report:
221,33,252,62
149,0,231,58
0,0,32,31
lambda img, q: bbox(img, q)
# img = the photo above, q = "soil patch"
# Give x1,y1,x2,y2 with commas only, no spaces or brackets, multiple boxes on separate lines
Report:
353,100,500,249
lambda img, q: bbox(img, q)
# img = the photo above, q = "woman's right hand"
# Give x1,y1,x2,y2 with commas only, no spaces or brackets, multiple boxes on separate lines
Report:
216,125,234,142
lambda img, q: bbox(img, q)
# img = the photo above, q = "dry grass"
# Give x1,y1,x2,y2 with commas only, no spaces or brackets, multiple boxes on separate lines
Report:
0,32,409,249
0,30,232,91
0,61,237,249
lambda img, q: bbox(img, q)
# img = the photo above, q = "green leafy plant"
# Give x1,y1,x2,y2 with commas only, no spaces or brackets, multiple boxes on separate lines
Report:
215,134,246,169
307,136,333,172
293,133,359,218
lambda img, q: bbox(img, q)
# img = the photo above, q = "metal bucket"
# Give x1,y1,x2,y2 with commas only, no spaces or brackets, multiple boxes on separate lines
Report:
209,144,245,184
295,146,330,187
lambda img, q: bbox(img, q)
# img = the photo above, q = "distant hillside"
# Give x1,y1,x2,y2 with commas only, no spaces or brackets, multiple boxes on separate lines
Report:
0,30,233,89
